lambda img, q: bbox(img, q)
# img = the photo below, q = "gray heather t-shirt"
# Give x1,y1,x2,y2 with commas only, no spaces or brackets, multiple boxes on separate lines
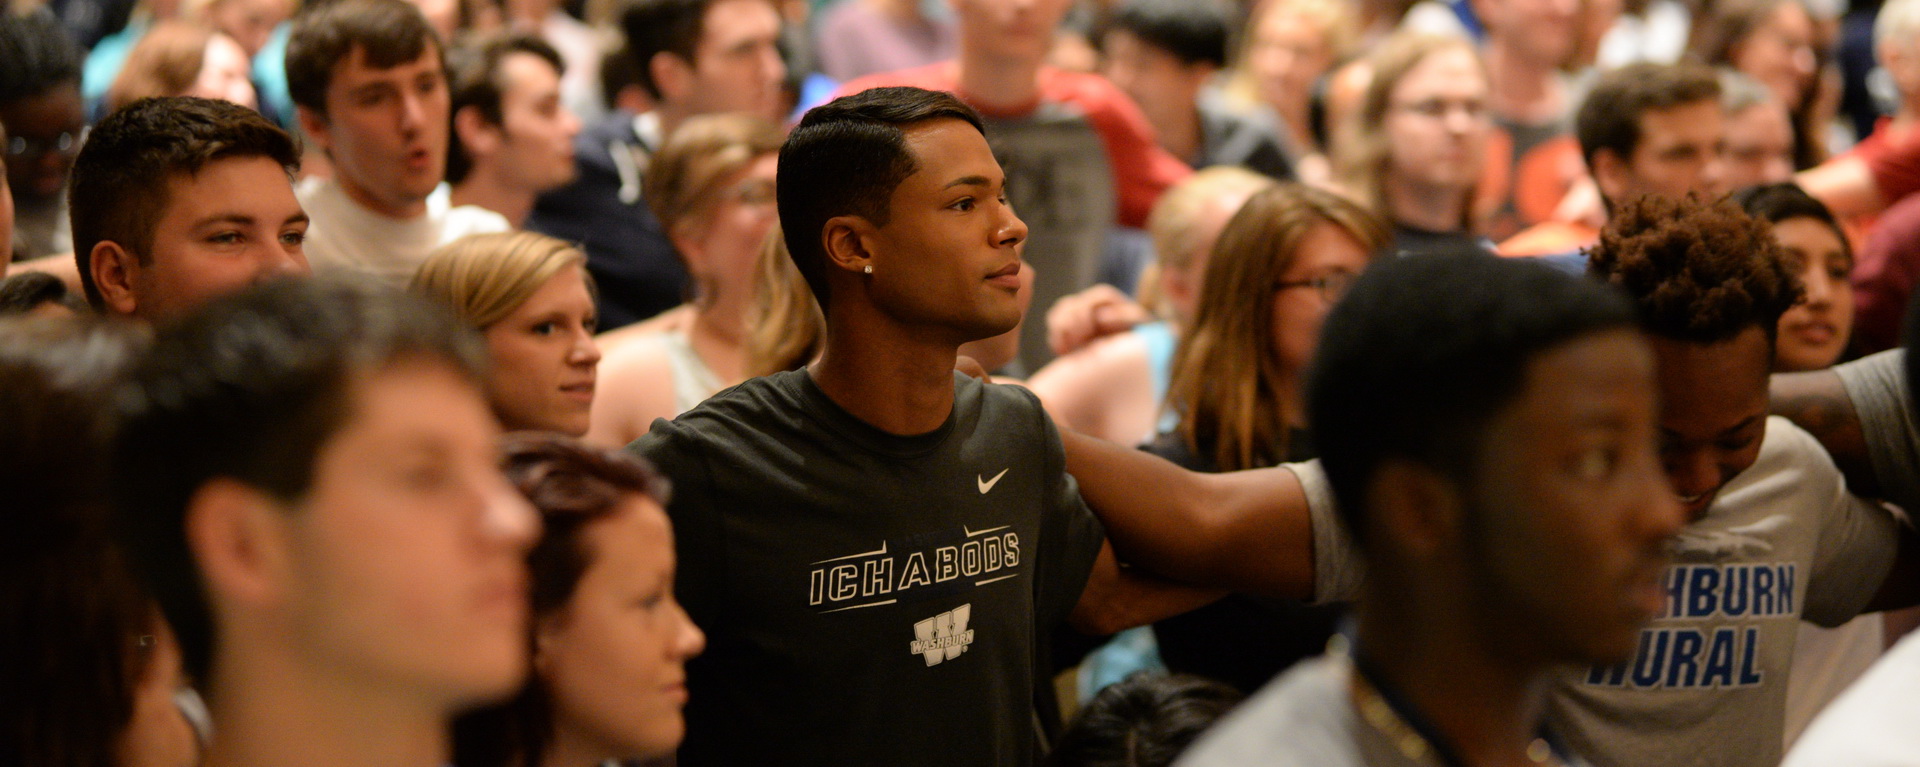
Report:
1298,417,1901,767
1834,349,1920,512
1175,652,1439,767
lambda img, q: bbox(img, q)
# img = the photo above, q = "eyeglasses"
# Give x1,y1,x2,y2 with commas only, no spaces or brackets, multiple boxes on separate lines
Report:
1275,272,1355,303
6,127,87,159
1392,98,1490,122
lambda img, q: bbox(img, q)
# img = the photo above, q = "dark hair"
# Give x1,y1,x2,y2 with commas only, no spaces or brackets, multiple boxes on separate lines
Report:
69,96,302,311
111,277,487,682
0,9,83,104
1047,672,1243,767
1732,181,1851,262
777,86,985,313
286,0,443,117
0,271,85,316
0,317,153,767
1309,249,1638,546
621,0,718,102
1105,0,1233,67
446,33,565,184
1576,63,1721,174
599,42,644,110
452,433,671,767
1587,194,1803,345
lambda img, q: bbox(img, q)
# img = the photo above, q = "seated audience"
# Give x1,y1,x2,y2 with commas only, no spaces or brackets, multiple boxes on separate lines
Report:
414,231,603,436
447,34,582,228
1735,183,1855,373
1473,0,1587,240
1222,0,1354,185
1500,62,1724,258
1,316,201,767
1795,0,1920,219
1721,73,1797,190
1338,33,1495,256
1692,0,1828,169
813,0,956,82
1099,0,1292,179
1146,183,1386,695
0,10,86,263
1179,250,1681,765
288,0,509,287
70,96,309,322
453,433,704,767
499,0,605,126
587,113,781,445
528,0,787,330
1048,672,1241,767
111,277,540,767
104,21,258,113
1027,167,1274,446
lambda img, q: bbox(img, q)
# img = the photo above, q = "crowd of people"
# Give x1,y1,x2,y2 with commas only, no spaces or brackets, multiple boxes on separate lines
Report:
8,0,1920,764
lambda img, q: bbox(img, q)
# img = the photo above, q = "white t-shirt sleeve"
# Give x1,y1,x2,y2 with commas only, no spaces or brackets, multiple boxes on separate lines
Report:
1285,458,1365,605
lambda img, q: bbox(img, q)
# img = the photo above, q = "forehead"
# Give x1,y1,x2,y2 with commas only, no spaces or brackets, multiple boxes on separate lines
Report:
1647,329,1771,431
331,357,493,449
498,50,561,95
0,85,85,134
1634,99,1722,148
328,43,442,94
1392,48,1486,98
897,118,1001,190
1489,330,1657,451
154,155,299,224
699,0,779,47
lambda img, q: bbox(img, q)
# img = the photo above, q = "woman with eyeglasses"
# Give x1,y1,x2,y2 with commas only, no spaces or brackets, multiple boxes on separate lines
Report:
1335,32,1497,257
1142,182,1388,696
588,114,783,448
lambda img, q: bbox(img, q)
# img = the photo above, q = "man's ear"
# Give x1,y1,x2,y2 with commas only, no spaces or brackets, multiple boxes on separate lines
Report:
296,105,333,157
821,215,876,275
453,104,502,160
1366,459,1463,559
185,478,297,613
90,241,140,316
650,51,694,106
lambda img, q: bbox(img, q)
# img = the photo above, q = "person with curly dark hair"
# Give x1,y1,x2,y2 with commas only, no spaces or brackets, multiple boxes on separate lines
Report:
1545,193,1919,767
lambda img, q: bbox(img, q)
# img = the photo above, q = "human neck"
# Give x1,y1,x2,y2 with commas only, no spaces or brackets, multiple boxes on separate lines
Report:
1485,43,1561,125
450,171,536,228
335,173,428,220
539,722,618,767
809,300,964,435
1386,174,1469,233
1355,575,1553,767
955,48,1043,114
1151,99,1203,162
202,651,451,767
687,273,753,382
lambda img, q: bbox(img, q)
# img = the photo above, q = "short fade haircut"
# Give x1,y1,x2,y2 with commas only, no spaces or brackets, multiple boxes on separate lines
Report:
69,96,302,311
1105,0,1233,67
1587,194,1802,345
0,9,82,104
777,86,985,313
286,0,443,117
1309,249,1638,547
111,277,488,682
446,33,565,184
1576,63,1720,173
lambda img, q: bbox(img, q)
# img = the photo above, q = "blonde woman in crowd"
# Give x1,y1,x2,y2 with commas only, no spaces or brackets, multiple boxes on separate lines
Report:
1224,0,1356,186
587,114,782,446
413,230,603,436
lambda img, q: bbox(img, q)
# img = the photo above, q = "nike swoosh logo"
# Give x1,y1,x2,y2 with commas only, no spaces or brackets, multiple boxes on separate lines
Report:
977,468,1010,494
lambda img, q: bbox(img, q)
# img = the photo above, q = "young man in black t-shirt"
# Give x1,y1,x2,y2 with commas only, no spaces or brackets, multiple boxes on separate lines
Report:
630,86,1215,766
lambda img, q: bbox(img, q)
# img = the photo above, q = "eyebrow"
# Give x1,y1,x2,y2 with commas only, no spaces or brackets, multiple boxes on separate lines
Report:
192,212,310,229
943,175,994,190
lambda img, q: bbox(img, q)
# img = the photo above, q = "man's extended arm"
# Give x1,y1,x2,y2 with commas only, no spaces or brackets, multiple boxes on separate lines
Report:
1771,368,1880,497
1060,428,1318,601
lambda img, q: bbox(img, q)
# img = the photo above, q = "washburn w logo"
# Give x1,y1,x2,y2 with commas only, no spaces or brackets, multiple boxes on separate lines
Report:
910,603,975,666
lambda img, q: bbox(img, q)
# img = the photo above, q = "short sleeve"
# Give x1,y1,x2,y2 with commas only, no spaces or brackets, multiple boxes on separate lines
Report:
1835,350,1920,512
1782,424,1903,627
1288,459,1365,605
1035,399,1109,631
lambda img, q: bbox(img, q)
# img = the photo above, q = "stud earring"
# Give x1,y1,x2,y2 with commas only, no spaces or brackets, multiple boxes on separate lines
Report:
863,265,873,274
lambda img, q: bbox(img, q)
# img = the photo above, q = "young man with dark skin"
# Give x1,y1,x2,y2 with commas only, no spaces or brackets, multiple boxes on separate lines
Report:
69,97,309,322
112,278,540,767
0,9,86,265
1180,250,1682,766
528,0,786,330
628,86,1214,765
287,0,508,287
446,34,582,228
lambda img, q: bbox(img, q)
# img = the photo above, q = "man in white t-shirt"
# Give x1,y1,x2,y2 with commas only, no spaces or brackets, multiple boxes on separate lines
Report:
286,0,508,288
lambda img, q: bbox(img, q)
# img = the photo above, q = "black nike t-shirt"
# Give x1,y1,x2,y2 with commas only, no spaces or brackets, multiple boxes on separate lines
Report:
630,369,1107,766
